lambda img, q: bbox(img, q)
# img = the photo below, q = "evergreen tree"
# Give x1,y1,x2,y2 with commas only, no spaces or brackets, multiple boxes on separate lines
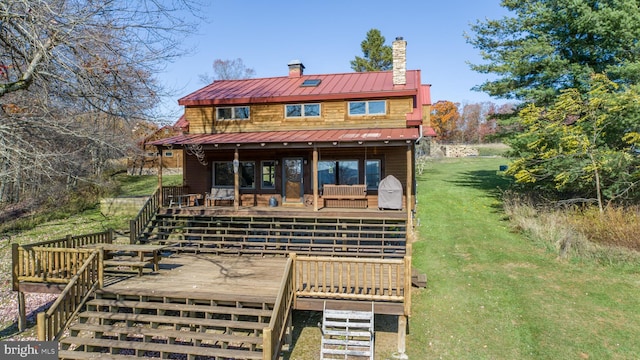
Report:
467,0,640,106
351,29,393,72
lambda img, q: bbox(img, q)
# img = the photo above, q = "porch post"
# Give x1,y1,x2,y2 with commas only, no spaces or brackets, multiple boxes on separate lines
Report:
234,148,239,211
406,144,413,227
157,146,163,206
313,147,318,211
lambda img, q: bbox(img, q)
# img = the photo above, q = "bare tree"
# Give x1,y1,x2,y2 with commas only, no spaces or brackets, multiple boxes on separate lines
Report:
0,0,201,206
199,58,256,83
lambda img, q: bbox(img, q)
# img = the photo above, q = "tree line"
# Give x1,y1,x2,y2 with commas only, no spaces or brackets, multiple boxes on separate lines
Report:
0,0,200,214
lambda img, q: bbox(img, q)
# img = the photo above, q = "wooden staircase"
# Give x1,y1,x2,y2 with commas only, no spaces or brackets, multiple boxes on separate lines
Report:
58,289,274,360
147,214,407,259
320,302,374,360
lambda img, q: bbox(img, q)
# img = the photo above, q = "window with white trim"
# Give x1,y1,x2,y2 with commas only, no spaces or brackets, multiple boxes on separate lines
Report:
216,106,250,120
285,103,320,118
348,100,386,115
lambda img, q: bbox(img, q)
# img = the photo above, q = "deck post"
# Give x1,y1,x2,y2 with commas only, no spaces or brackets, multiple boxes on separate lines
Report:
313,147,319,211
37,312,46,341
396,315,409,359
290,253,297,309
263,327,273,360
11,243,19,291
17,291,26,331
98,248,104,289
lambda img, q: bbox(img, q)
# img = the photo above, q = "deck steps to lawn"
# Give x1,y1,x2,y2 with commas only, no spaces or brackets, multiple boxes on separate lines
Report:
59,289,275,360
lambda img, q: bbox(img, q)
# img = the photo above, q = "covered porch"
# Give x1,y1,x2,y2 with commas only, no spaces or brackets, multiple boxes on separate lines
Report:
149,127,421,227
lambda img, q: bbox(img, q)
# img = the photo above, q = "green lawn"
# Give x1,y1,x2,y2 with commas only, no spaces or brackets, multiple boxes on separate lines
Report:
409,157,640,359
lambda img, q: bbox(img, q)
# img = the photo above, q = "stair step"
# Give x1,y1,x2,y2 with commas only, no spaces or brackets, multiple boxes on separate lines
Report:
59,336,263,359
58,350,143,360
86,299,272,318
69,323,263,345
78,311,267,331
94,289,277,306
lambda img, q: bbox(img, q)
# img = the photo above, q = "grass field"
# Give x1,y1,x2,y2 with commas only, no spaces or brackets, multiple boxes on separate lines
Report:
409,157,640,359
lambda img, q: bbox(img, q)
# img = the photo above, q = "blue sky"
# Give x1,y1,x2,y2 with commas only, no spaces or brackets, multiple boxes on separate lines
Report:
157,0,510,121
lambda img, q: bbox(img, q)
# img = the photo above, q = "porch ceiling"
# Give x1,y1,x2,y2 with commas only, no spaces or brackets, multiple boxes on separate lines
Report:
149,127,421,149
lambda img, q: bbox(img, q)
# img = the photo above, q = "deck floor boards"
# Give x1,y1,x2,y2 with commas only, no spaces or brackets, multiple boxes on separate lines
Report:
100,254,287,302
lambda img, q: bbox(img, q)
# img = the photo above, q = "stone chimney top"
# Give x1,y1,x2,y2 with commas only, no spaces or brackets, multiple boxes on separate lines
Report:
392,37,407,86
288,60,305,78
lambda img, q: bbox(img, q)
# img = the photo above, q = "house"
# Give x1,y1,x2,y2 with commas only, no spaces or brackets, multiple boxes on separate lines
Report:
128,116,188,175
12,37,434,359
150,37,434,223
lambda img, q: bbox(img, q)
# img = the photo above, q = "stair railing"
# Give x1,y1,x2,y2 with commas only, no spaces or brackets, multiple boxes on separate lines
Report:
263,255,295,360
37,248,103,341
129,187,160,244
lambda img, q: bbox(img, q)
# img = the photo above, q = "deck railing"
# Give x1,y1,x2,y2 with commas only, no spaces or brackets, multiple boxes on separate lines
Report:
37,248,103,341
294,255,412,311
162,186,187,205
129,187,161,244
12,229,112,291
263,256,295,360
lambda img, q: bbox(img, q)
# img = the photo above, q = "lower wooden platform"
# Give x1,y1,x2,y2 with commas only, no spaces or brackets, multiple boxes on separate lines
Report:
100,253,287,304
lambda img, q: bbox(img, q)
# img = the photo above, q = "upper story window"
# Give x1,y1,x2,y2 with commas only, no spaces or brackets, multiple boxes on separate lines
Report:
285,103,320,118
348,100,386,116
217,106,250,120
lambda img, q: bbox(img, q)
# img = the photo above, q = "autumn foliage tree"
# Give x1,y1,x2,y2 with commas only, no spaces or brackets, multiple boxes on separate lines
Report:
430,101,461,142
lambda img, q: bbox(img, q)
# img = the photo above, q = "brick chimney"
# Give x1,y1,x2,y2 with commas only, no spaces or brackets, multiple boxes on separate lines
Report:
392,37,407,86
288,60,305,78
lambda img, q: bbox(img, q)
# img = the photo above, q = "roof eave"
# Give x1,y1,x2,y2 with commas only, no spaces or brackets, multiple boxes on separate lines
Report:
178,90,419,106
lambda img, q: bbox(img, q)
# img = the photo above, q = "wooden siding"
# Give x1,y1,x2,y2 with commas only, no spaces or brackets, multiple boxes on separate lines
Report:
185,98,416,134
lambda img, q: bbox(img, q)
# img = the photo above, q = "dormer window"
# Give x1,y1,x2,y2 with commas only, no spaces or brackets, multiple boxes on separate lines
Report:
348,100,386,116
217,106,250,120
285,103,320,118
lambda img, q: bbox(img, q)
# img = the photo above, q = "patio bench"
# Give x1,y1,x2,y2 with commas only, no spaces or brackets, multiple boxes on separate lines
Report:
205,187,235,207
322,184,367,208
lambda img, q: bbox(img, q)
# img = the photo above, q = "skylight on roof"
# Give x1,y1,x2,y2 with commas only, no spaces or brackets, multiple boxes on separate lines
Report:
301,79,321,87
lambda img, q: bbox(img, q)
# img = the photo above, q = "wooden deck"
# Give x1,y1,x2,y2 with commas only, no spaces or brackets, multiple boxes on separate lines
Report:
101,253,288,304
159,204,407,220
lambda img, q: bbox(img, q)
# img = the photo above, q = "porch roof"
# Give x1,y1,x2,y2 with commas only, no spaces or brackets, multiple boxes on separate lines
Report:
149,127,429,149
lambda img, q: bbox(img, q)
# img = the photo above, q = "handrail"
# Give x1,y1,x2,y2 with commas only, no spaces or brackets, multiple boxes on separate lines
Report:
17,229,114,249
263,256,295,360
36,248,103,341
129,187,160,244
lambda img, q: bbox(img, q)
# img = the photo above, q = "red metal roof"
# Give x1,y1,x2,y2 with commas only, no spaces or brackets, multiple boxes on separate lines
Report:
149,128,424,147
179,70,422,106
173,114,189,130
